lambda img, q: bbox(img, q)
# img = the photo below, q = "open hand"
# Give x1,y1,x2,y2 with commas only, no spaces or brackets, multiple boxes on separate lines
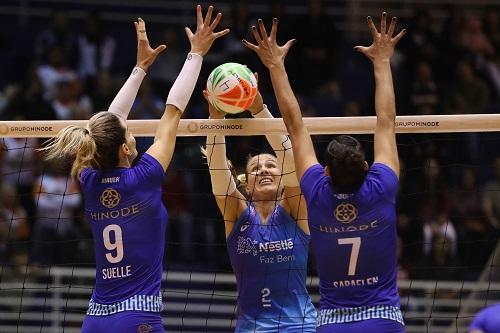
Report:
135,18,167,71
243,18,295,69
186,5,230,56
354,13,405,63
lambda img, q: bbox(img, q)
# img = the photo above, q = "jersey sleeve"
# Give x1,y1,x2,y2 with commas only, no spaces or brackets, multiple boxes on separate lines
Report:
132,153,165,186
365,163,399,204
300,164,329,207
79,168,91,190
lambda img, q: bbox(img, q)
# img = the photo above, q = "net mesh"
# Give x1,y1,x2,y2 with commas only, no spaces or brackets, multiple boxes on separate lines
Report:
0,131,499,333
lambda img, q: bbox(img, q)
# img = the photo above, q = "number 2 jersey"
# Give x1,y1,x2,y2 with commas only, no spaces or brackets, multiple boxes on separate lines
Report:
80,153,167,315
300,163,404,326
227,204,317,332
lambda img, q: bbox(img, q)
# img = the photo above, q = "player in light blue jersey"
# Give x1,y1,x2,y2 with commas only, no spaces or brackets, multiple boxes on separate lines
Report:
469,303,500,333
203,88,316,330
40,6,228,333
244,13,406,333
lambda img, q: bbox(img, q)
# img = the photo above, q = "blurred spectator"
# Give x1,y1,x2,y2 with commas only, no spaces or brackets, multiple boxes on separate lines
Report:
413,234,462,280
410,158,451,219
0,183,30,275
401,9,439,68
483,156,500,230
422,211,458,256
77,12,116,91
36,46,77,101
444,60,489,114
0,138,39,228
91,71,117,111
149,28,185,99
295,0,337,93
51,78,92,120
459,16,495,60
409,62,440,115
451,166,493,272
162,163,195,263
31,162,81,266
130,78,164,120
35,11,76,65
1,77,57,121
483,9,500,51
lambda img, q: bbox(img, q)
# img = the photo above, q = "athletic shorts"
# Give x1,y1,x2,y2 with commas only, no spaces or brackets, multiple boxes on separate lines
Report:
81,311,163,333
316,318,404,333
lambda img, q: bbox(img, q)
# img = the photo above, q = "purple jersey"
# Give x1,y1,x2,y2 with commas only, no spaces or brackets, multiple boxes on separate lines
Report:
300,163,403,326
469,304,500,333
227,204,316,332
80,153,167,315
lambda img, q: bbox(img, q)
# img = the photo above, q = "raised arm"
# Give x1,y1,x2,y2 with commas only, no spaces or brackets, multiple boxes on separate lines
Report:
146,5,229,170
248,89,309,234
203,95,246,237
243,19,318,182
355,13,405,177
108,18,166,121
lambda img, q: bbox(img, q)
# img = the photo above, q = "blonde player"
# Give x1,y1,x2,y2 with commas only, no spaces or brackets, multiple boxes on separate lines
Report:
40,6,228,332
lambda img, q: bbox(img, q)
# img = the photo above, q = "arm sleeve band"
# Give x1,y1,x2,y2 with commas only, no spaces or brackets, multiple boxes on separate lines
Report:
166,53,203,113
205,134,238,196
108,67,146,120
252,105,299,187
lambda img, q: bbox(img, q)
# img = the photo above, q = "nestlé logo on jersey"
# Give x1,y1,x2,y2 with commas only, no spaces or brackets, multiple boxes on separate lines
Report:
236,236,294,256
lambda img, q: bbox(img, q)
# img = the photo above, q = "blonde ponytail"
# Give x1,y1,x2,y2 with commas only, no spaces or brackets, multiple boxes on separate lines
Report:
40,125,97,179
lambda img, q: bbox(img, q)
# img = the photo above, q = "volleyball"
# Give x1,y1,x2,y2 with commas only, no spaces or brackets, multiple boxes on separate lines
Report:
206,62,258,114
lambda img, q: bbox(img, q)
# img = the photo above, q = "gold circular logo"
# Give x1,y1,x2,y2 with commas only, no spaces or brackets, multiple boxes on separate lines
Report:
0,124,9,135
335,203,358,223
187,122,198,133
100,188,121,208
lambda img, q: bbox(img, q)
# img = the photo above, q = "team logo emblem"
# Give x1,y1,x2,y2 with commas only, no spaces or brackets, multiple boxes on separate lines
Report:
100,188,121,208
137,323,153,333
334,203,358,223
237,236,258,256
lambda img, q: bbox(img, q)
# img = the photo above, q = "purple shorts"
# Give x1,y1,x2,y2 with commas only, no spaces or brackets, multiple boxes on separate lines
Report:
317,318,404,333
81,311,163,333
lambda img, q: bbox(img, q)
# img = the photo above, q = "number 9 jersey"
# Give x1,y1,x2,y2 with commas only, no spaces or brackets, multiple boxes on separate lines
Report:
80,153,167,315
300,163,404,327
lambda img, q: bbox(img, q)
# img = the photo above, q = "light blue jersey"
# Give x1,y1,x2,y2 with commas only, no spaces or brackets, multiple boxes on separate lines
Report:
80,153,167,315
227,204,316,332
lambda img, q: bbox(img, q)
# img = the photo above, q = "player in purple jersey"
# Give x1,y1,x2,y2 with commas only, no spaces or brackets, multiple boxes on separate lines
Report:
203,85,316,331
244,13,406,333
469,303,500,333
40,6,228,333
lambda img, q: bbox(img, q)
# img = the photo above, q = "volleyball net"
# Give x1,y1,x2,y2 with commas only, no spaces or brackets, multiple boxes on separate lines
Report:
0,115,499,333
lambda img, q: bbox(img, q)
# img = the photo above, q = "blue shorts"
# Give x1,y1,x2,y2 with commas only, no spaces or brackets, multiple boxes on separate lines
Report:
81,311,163,333
316,318,404,333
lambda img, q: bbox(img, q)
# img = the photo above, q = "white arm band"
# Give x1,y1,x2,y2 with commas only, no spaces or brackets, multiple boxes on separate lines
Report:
108,67,146,120
253,105,299,187
166,53,203,112
206,134,237,196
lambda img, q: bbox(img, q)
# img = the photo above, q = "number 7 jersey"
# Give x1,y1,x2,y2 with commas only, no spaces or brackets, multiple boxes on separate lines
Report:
300,163,403,325
80,153,167,315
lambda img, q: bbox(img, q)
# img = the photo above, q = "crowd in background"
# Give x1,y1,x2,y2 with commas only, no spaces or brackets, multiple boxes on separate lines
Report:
0,1,499,283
